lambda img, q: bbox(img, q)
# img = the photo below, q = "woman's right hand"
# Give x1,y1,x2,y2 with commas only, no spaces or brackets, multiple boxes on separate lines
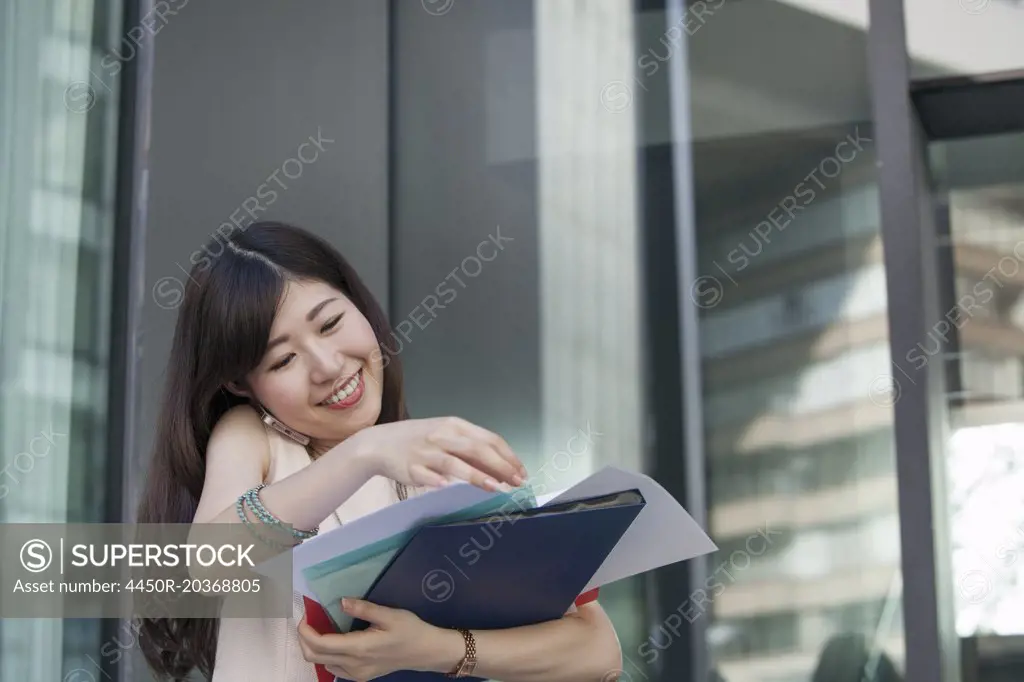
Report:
347,417,528,492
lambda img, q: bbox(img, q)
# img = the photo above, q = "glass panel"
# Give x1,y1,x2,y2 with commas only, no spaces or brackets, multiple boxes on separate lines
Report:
929,130,1024,680
391,0,650,676
685,1,905,681
903,0,1024,79
393,1,911,681
0,0,122,678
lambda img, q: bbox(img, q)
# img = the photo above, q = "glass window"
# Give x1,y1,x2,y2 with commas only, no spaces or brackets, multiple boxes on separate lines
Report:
391,0,650,675
0,0,122,678
704,342,893,427
713,612,800,659
390,1,911,681
685,1,905,680
929,131,1024,640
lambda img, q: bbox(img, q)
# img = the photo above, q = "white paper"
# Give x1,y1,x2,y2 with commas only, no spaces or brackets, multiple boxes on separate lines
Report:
257,465,716,599
546,466,719,591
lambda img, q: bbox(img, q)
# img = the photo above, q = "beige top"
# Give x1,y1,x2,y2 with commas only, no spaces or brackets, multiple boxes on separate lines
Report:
211,425,422,682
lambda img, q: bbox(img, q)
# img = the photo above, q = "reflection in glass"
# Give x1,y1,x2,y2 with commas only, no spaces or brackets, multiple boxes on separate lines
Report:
391,1,649,677
685,1,905,680
930,132,1024,642
0,0,122,678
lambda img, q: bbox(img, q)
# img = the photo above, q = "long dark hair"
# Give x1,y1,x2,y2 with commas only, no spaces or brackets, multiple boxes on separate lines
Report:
135,222,408,680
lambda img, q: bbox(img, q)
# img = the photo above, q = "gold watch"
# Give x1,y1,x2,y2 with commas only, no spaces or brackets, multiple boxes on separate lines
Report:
446,628,477,678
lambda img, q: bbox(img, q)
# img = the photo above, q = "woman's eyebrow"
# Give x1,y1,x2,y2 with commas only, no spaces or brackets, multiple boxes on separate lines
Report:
305,297,338,321
266,297,340,350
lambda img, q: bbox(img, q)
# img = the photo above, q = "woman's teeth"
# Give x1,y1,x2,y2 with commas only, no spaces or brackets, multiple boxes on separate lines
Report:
323,372,360,405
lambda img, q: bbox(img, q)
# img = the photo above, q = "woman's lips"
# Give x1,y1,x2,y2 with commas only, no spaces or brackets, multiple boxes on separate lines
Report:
321,370,365,410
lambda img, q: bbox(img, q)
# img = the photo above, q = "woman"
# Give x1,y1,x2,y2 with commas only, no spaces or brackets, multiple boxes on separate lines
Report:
136,222,624,681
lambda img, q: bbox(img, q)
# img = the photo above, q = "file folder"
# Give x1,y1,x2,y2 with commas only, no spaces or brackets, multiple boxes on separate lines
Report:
304,485,538,632
282,465,718,602
285,465,719,682
330,488,646,681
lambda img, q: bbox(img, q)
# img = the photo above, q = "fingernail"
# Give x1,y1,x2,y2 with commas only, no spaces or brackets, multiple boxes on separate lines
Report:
341,598,351,611
512,474,524,486
484,477,499,490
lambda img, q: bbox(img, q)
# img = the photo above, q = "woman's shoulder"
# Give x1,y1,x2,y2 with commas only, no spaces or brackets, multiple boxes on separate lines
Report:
206,404,272,477
210,403,266,439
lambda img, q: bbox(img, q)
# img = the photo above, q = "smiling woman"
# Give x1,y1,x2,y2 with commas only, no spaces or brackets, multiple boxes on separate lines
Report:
229,280,389,448
134,222,621,682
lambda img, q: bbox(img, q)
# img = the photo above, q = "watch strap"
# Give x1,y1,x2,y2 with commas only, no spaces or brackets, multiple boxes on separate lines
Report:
446,628,477,678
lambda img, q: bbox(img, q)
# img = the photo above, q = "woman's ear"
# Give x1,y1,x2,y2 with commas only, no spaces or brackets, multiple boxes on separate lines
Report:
224,381,251,399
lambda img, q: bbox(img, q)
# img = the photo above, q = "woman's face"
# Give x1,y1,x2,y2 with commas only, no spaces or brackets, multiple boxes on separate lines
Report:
241,278,384,446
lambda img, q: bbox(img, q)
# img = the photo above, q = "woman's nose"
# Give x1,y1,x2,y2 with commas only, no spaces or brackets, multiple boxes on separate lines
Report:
308,345,345,382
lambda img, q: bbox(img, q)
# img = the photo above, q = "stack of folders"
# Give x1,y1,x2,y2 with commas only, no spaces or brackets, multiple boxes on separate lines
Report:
282,466,718,682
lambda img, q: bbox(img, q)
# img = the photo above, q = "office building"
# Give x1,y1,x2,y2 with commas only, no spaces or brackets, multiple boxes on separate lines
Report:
2,1,1024,681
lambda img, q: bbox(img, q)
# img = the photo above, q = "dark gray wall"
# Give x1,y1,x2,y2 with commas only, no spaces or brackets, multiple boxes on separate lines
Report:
126,3,388,676
391,2,542,457
135,0,389,482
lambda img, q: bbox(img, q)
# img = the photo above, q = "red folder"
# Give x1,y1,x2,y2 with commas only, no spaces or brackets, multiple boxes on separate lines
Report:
574,588,600,607
302,589,600,682
303,597,337,682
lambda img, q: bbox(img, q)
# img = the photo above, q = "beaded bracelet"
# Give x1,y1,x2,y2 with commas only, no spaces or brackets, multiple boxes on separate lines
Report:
235,494,294,551
243,484,319,541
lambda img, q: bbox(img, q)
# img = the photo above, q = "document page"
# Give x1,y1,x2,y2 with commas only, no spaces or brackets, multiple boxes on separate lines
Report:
254,466,715,614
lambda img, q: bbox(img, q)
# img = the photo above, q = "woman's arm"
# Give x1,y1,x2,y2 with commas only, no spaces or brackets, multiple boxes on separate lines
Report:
298,598,624,682
425,601,623,682
190,405,375,533
191,408,525,536
184,405,378,578
187,408,527,571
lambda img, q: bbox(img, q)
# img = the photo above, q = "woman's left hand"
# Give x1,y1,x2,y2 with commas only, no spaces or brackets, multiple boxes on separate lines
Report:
297,598,456,681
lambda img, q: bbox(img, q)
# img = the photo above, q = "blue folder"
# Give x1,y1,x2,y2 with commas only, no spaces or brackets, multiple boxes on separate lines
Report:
340,488,646,682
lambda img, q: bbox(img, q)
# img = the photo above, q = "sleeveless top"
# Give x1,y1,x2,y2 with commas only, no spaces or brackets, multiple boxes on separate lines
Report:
211,425,424,682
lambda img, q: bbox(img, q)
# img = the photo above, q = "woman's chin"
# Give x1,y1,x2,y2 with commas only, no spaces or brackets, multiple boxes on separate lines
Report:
311,405,381,442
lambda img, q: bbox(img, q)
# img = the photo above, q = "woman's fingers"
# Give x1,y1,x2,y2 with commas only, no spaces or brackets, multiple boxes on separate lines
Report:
428,450,502,491
409,463,449,489
451,420,527,478
432,435,521,487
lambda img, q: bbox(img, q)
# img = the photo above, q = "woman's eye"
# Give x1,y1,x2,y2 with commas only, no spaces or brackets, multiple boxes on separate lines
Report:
321,313,344,333
269,354,294,371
